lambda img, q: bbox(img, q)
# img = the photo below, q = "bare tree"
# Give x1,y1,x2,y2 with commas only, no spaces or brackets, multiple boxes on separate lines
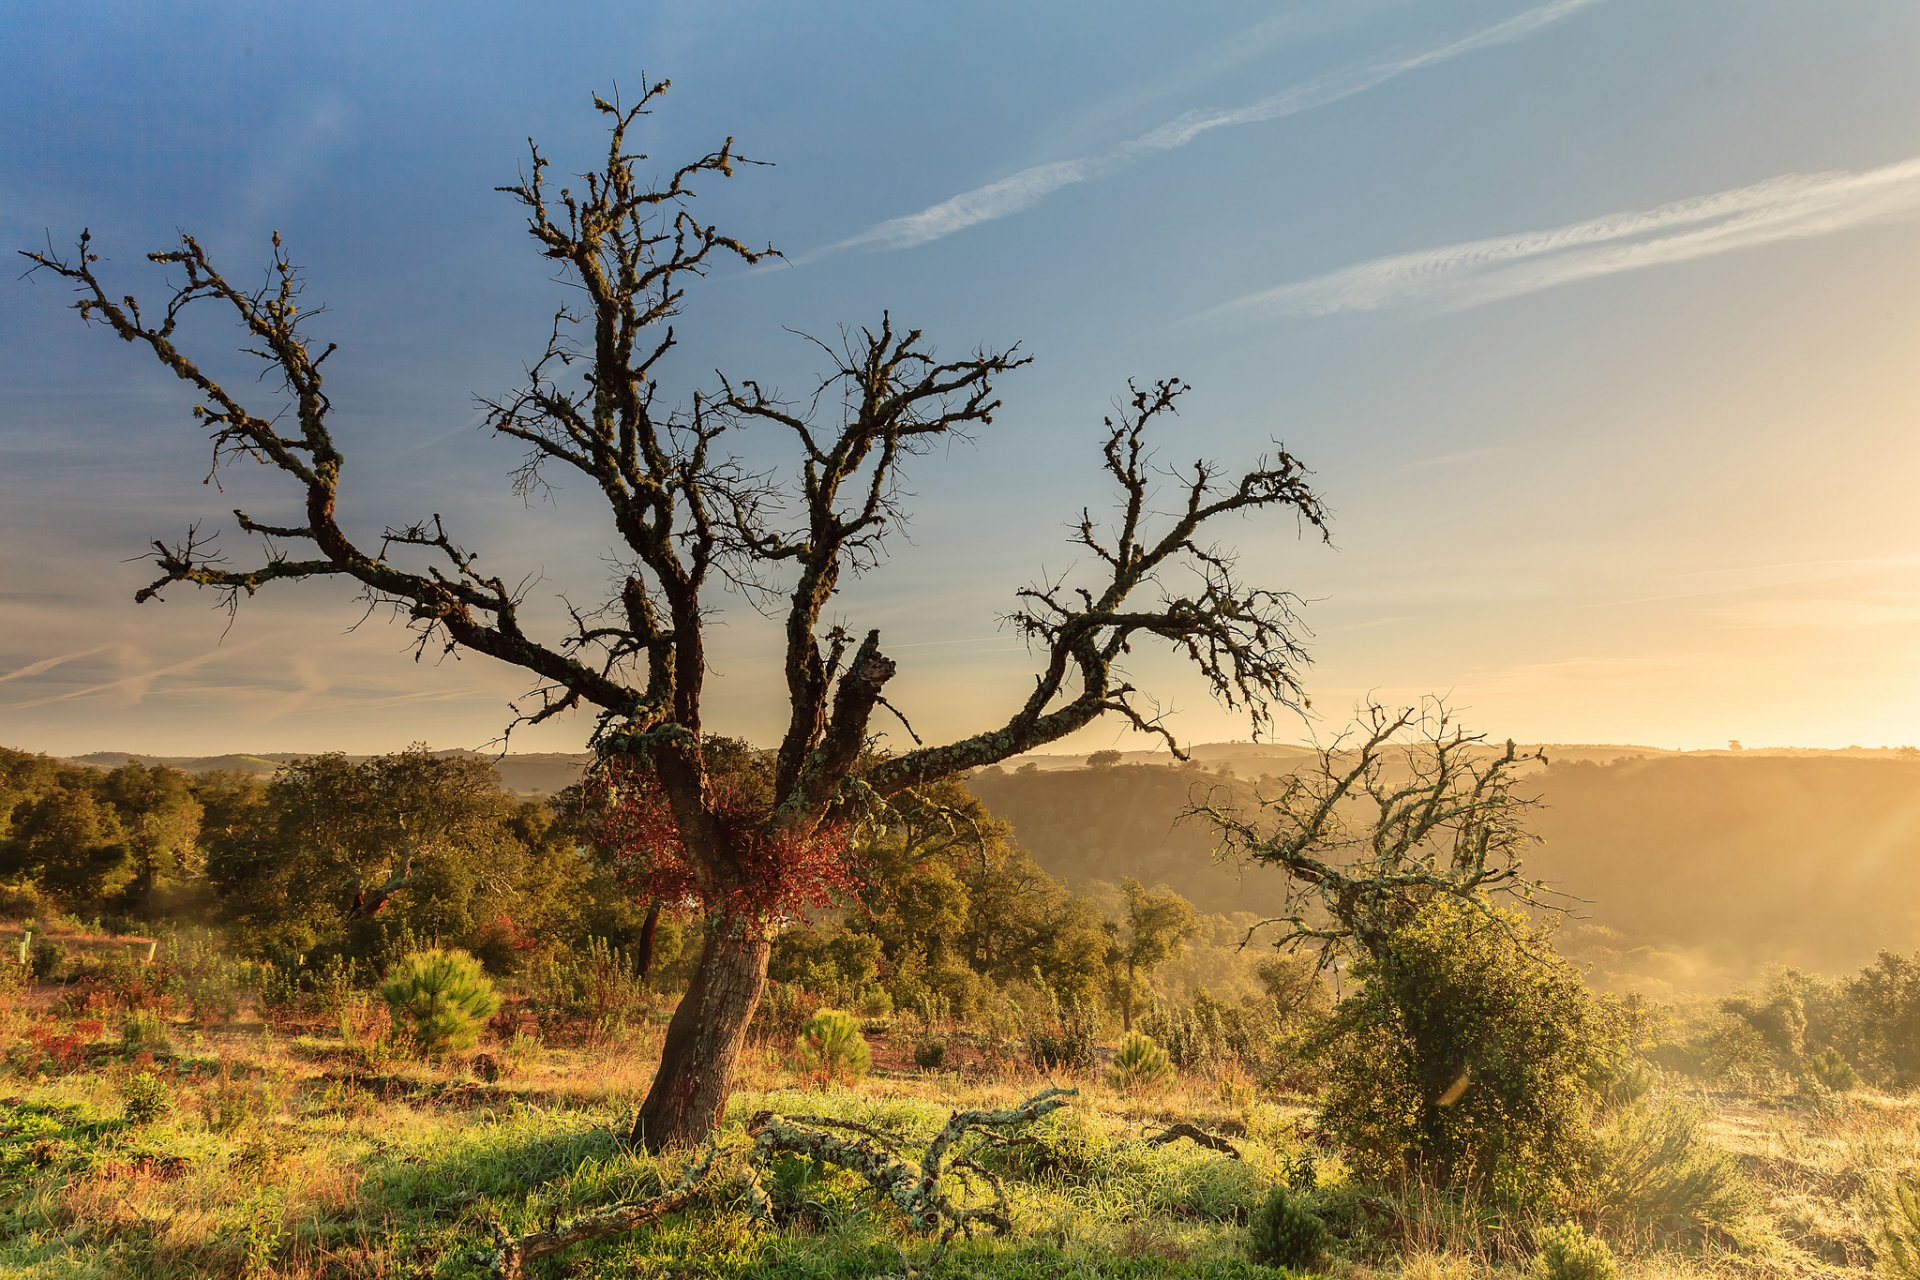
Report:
1191,701,1550,964
22,80,1329,1150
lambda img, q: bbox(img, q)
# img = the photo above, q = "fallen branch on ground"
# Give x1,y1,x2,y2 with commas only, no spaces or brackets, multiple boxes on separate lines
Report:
747,1086,1077,1247
1143,1121,1243,1159
485,1139,720,1279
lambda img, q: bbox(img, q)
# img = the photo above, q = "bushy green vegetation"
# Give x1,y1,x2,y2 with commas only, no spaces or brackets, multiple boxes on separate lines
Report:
1530,1221,1618,1280
1320,900,1629,1210
1247,1185,1330,1269
795,1008,871,1084
1107,1031,1173,1092
378,948,501,1057
9,743,1920,1276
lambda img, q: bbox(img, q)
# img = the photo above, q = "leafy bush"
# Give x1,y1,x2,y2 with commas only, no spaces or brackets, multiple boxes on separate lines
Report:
1805,1046,1858,1093
1026,992,1099,1072
522,937,650,1045
117,1069,173,1124
1248,1185,1330,1270
119,1007,172,1055
1530,1221,1617,1280
858,986,894,1019
1320,899,1626,1210
795,1008,871,1084
1578,1095,1754,1246
28,937,64,981
1881,1179,1920,1280
378,948,500,1057
913,1036,947,1070
1106,1031,1173,1092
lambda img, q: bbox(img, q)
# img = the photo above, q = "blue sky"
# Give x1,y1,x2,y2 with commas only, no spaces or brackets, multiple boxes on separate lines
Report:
5,0,1920,756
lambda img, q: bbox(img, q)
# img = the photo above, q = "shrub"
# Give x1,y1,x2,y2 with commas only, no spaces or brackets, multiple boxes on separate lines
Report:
120,1007,172,1055
1578,1095,1754,1246
378,948,500,1058
1026,992,1099,1072
1805,1046,1858,1093
1882,1180,1920,1280
118,1069,173,1124
795,1008,871,1084
523,937,651,1045
913,1036,947,1070
1248,1185,1330,1270
1106,1031,1173,1092
1320,899,1627,1210
858,986,894,1020
28,937,64,981
1530,1221,1617,1280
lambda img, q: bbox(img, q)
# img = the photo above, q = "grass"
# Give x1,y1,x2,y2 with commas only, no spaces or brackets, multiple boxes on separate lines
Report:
1,949,1914,1278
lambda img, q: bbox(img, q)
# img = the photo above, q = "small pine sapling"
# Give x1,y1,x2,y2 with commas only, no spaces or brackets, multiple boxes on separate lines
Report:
379,948,501,1058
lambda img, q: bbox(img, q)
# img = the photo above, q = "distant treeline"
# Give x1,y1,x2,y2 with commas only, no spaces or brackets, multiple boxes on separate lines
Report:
0,745,1293,1035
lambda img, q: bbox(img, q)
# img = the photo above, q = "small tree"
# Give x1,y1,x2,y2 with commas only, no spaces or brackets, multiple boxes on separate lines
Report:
1320,899,1626,1206
25,80,1328,1150
795,1008,871,1084
1195,703,1617,1203
1101,877,1198,1032
380,948,501,1057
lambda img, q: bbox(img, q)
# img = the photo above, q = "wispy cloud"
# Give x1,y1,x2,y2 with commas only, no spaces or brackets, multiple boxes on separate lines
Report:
802,0,1601,261
0,644,116,686
0,641,264,712
1200,156,1920,320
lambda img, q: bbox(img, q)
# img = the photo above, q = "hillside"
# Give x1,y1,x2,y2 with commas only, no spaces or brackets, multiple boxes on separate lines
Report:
971,753,1920,994
62,748,592,796
46,741,1920,992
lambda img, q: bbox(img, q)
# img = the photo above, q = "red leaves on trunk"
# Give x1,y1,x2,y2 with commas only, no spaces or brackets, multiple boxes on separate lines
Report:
583,759,855,921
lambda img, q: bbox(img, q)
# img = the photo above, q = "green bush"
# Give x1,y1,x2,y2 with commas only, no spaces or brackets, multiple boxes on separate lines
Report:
522,937,649,1045
1805,1046,1858,1093
1319,899,1627,1210
795,1008,871,1083
1248,1185,1330,1270
913,1036,947,1070
1106,1031,1173,1092
1881,1180,1920,1280
28,937,64,981
378,948,500,1058
1530,1221,1617,1280
1578,1095,1754,1246
118,1069,173,1124
120,1007,172,1055
1027,992,1099,1072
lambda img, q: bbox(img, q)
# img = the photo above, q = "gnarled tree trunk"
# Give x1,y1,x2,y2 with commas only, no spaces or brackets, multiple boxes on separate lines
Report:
630,912,772,1152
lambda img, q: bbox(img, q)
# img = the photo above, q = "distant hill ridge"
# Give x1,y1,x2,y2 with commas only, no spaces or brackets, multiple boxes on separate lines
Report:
42,741,1920,991
57,741,1908,795
61,748,593,796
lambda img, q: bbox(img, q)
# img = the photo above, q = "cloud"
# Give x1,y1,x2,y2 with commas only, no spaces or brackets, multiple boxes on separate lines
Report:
804,0,1601,261
1201,156,1920,320
0,644,116,686
0,640,265,712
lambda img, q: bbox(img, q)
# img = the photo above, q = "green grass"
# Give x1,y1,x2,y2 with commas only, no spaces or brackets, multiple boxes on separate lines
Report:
1,985,1914,1279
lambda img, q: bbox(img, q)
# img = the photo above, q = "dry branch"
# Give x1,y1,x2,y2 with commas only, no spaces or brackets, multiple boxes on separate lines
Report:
746,1086,1077,1245
1143,1121,1243,1159
485,1139,720,1279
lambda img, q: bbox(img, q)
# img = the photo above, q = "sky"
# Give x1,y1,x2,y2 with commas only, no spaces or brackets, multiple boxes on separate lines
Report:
4,0,1920,758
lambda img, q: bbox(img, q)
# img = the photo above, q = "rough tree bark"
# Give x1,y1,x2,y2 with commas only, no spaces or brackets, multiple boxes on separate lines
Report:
24,78,1331,1152
635,910,771,1150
